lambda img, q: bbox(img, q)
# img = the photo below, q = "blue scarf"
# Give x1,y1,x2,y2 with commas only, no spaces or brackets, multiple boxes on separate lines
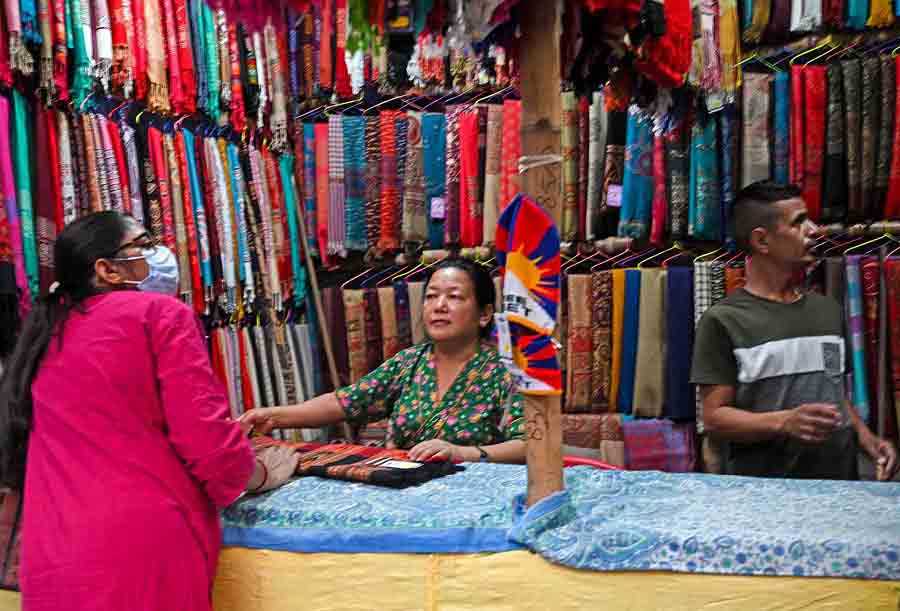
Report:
618,110,654,239
190,0,208,113
20,0,41,45
773,71,790,184
664,267,695,421
618,269,642,414
422,112,447,249
846,0,868,29
226,143,249,288
303,123,319,258
719,105,738,246
688,116,721,241
343,116,368,251
182,129,213,289
279,154,307,306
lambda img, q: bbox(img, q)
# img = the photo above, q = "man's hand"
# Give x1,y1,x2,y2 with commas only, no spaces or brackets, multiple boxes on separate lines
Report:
859,431,899,481
779,403,842,443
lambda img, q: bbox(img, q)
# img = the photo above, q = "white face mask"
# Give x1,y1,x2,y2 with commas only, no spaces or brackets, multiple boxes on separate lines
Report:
117,245,180,296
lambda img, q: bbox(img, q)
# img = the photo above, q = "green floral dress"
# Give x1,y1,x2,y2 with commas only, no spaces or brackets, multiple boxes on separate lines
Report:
335,342,525,449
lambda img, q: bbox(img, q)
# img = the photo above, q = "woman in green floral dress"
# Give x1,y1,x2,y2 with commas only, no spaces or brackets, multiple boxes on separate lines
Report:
239,259,526,463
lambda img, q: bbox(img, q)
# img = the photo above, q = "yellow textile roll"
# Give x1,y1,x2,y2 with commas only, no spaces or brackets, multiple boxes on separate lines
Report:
608,269,626,413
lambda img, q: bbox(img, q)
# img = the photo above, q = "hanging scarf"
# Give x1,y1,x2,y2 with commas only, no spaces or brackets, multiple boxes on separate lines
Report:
38,0,52,94
482,104,503,245
90,116,112,212
34,105,56,295
279,154,306,306
173,130,203,312
877,55,895,213
328,114,347,257
240,144,269,305
861,56,880,220
650,134,667,246
0,96,29,313
401,111,427,244
266,21,288,150
45,108,62,233
182,129,212,293
288,9,301,110
587,91,607,241
845,0,867,28
378,285,401,360
379,110,402,251
861,256,881,413
803,65,826,223
228,144,253,304
743,0,770,43
458,109,482,248
314,122,330,264
0,0,11,87
148,126,176,251
394,279,412,352
886,261,900,435
159,0,182,112
190,0,206,112
846,256,871,423
443,105,461,245
99,116,124,212
364,115,382,249
789,64,805,187
688,114,720,241
57,111,76,226
12,91,38,302
791,0,821,31
121,123,145,224
665,113,690,240
108,0,130,94
633,268,666,418
92,0,112,90
561,91,579,242
719,0,741,102
500,98,521,210
344,115,368,251
71,111,90,218
618,108,653,239
589,270,612,411
301,9,314,98
228,23,244,130
176,1,195,111
771,70,790,184
302,123,319,259
319,0,334,90
842,59,864,221
422,111,446,249
823,63,846,223
885,56,900,219
20,0,40,45
142,0,168,110
263,149,288,305
164,133,191,303
720,105,739,244
565,274,593,412
741,71,772,187
204,3,220,120
395,113,408,241
343,288,368,382
66,0,89,105
81,115,101,213
866,0,892,25
823,0,843,26
596,110,625,238
363,287,384,372
617,269,641,414
217,10,231,121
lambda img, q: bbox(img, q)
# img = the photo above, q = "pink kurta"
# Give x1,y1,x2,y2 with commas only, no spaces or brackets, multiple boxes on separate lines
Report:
21,291,254,610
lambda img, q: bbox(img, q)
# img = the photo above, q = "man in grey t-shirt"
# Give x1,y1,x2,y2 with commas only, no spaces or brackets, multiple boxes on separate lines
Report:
691,182,897,480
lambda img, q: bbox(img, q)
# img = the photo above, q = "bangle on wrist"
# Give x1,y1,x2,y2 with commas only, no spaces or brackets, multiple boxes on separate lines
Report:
248,458,269,493
475,446,490,462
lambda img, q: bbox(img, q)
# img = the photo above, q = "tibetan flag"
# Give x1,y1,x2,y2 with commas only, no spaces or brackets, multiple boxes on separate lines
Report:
496,315,563,396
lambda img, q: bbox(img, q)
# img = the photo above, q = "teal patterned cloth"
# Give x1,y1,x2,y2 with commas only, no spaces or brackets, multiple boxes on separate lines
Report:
225,465,900,580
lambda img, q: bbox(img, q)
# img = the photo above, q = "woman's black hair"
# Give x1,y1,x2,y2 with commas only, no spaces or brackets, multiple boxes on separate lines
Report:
424,258,496,339
0,211,130,489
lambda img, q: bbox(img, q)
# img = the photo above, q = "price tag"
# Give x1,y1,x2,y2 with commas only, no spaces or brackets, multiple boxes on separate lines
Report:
606,185,623,208
430,197,446,219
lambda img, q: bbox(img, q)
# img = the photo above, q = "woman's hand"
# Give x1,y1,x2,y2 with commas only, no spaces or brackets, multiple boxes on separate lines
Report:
408,439,462,462
247,445,300,493
239,408,278,436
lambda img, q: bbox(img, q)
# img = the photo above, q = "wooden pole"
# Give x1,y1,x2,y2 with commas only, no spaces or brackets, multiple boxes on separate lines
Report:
518,0,566,508
295,200,355,442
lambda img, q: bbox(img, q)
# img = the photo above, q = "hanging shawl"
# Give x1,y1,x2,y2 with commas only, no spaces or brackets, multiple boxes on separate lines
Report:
500,99,521,209
121,123,145,223
266,20,288,149
38,0,52,94
238,144,265,307
21,0,40,45
885,56,900,219
131,0,148,99
790,0,821,31
664,111,690,239
145,0,169,111
877,55,895,212
302,123,319,259
251,30,265,125
204,3,220,120
845,0,868,29
81,115,101,212
597,110,625,238
482,104,503,245
688,114,720,241
577,97,589,241
239,24,259,127
138,120,162,241
743,0,770,43
458,109,482,248
401,111,427,244
328,114,347,257
229,24,244,130
99,116,125,212
93,0,113,90
279,154,307,306
287,9,301,109
175,1,195,111
49,1,66,96
860,57,880,220
772,70,790,184
11,90,38,302
741,71,772,187
90,116,112,212
0,0,11,87
443,105,462,245
866,0,892,25
719,104,738,245
148,126,176,251
212,139,237,305
34,105,57,295
0,96,30,312
845,256,871,423
617,108,653,239
181,129,212,293
802,65,826,223
226,143,251,302
647,126,667,246
109,0,130,94
67,0,90,105
422,111,446,249
378,110,402,251
216,10,231,121
314,122,330,264
823,0,843,26
190,0,206,112
789,64,804,186
822,63,846,222
841,59,864,220
6,0,33,76
362,115,381,250
172,133,201,307
395,113,408,241
561,91,579,242
57,111,77,226
342,116,368,250
163,133,191,302
160,0,182,112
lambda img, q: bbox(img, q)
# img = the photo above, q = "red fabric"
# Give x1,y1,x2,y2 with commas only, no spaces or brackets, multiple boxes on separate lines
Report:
582,0,640,15
161,0,183,112
175,0,196,112
229,23,246,131
458,110,482,248
52,0,68,99
862,257,881,407
334,0,352,98
174,132,204,313
634,0,692,88
45,110,64,234
802,65,826,223
219,0,311,32
500,99,521,209
650,134,667,245
264,149,292,298
886,56,900,219
622,419,695,472
0,2,10,87
823,0,844,27
106,121,131,217
148,127,177,252
238,329,255,410
886,260,900,444
370,0,386,33
34,106,57,295
133,0,148,101
378,110,401,251
315,123,331,266
320,0,334,90
790,64,805,187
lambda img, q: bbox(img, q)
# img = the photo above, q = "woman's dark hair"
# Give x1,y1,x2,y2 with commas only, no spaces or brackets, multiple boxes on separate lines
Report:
424,258,497,339
0,211,130,489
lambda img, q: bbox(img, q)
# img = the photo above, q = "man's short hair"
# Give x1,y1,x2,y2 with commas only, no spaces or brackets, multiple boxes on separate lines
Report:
732,181,803,252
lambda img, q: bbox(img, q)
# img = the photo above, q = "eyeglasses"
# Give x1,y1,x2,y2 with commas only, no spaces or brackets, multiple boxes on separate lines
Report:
107,233,158,261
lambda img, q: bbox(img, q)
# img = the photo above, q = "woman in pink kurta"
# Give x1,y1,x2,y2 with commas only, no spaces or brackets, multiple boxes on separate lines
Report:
0,212,282,610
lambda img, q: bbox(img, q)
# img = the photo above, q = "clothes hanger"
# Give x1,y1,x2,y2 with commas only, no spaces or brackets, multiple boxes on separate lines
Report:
422,85,477,111
459,85,514,112
693,246,723,263
377,265,412,287
363,93,415,114
561,244,589,272
591,245,635,271
637,242,686,269
566,246,611,273
341,267,376,290
613,246,655,269
842,233,893,255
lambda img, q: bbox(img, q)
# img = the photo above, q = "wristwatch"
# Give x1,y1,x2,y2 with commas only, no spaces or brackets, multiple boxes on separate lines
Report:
476,446,490,462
